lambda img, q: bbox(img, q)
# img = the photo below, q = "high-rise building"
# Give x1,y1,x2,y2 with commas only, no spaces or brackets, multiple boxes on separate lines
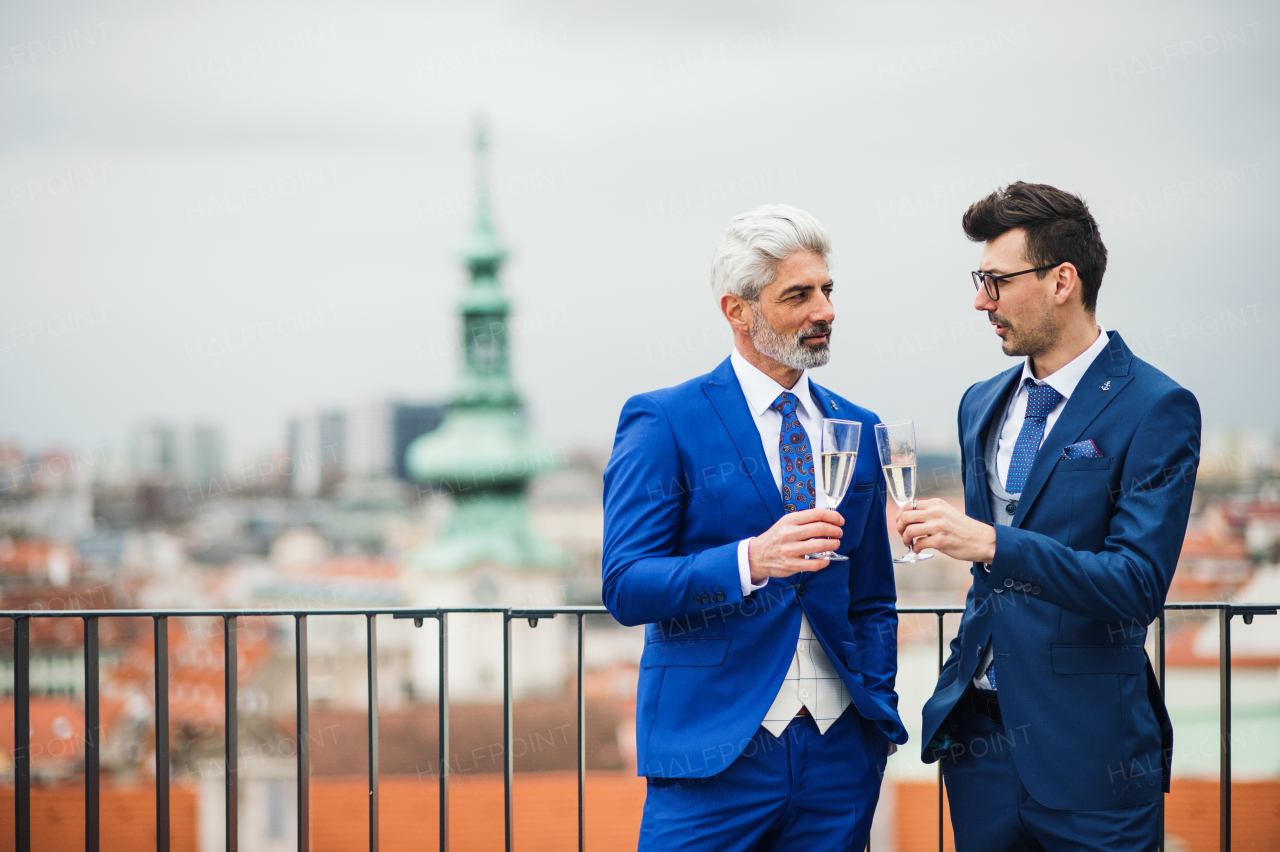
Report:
183,423,225,487
287,401,446,496
287,407,345,497
130,422,180,482
392,403,447,481
129,422,226,489
344,400,392,483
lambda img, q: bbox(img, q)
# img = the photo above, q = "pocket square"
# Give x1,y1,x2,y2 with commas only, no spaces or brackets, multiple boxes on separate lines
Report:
1061,439,1102,460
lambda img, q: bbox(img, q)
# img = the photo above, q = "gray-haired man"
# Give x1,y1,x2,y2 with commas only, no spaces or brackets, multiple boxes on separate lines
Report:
603,205,905,850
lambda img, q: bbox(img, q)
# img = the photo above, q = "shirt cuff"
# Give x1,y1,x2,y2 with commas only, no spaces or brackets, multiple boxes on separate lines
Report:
737,538,770,597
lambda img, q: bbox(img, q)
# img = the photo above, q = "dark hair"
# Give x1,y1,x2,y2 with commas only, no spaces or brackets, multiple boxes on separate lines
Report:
962,182,1107,313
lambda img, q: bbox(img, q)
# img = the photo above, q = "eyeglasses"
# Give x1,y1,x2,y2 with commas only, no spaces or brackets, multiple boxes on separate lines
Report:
971,263,1061,302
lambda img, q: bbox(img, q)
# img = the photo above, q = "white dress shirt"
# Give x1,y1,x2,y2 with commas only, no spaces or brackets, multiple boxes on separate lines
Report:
729,349,850,735
974,326,1108,690
995,326,1109,492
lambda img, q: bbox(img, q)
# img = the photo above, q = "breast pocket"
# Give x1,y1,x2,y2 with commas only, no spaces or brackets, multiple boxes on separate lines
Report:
1057,457,1113,472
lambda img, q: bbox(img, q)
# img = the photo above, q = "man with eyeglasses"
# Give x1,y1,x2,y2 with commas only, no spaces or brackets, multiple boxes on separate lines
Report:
895,182,1201,850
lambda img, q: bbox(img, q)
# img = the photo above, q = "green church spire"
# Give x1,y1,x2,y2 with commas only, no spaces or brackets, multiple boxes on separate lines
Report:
405,118,564,574
455,117,518,409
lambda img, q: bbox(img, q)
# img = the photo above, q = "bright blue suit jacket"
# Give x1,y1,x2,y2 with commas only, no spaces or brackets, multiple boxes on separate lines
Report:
602,356,906,781
920,331,1201,810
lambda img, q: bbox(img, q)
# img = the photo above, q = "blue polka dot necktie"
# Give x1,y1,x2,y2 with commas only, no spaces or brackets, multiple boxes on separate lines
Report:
773,392,816,513
1004,379,1064,495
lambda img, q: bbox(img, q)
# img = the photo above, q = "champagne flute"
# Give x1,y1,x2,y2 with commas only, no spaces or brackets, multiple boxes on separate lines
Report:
874,420,934,563
804,418,861,562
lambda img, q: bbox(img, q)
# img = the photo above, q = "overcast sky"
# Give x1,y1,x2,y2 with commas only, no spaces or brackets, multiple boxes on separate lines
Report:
1,0,1276,457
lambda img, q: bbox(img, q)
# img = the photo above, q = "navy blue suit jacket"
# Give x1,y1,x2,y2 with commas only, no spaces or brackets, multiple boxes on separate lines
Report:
920,331,1201,810
602,357,906,780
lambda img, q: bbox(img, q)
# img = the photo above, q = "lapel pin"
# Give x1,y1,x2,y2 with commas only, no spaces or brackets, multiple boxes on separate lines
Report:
1100,380,1111,391
831,402,839,410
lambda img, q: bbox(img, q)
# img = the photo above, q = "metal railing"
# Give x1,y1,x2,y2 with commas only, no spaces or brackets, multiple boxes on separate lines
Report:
3,601,1277,852
3,605,605,852
900,602,1279,852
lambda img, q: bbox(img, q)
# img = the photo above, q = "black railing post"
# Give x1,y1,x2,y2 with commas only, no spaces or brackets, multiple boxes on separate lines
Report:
1155,611,1165,852
1219,606,1231,852
438,611,450,852
503,612,515,852
367,614,379,852
936,611,945,852
577,612,586,852
224,615,238,852
14,616,31,852
154,615,170,852
296,614,310,852
84,616,100,852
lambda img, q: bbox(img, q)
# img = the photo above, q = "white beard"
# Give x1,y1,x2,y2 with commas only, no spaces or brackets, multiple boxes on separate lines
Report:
749,304,831,370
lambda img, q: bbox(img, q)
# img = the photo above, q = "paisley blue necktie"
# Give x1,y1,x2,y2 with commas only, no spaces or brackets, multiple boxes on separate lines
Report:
1004,380,1064,495
773,392,816,513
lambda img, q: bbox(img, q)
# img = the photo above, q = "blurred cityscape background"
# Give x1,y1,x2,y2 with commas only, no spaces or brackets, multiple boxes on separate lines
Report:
2,0,1279,850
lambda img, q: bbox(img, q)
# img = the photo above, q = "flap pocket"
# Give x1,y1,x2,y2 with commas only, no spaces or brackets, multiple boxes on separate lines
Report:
1051,644,1146,674
1057,456,1113,472
842,641,862,672
641,637,732,668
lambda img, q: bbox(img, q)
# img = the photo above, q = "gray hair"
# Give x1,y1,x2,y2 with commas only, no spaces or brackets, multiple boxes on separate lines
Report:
710,204,831,301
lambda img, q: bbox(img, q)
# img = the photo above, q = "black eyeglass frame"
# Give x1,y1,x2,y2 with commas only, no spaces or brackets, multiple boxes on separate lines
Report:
971,263,1062,301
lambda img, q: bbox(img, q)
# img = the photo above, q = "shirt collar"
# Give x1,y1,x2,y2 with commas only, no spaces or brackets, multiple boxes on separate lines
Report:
730,349,821,421
1019,325,1109,400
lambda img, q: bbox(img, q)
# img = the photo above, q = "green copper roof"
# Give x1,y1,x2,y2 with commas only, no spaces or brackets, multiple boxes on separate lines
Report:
405,118,565,574
405,408,558,488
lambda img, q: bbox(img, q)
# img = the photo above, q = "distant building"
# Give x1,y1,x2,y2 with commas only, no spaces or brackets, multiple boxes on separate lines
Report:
403,118,568,701
130,421,180,482
183,423,225,487
286,407,345,497
287,401,446,496
393,403,447,481
129,421,226,489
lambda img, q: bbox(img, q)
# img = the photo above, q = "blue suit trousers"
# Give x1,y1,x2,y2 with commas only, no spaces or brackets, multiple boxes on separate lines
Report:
638,710,888,852
939,702,1160,851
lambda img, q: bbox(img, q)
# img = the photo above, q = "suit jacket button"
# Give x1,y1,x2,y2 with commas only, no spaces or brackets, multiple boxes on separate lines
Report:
1005,502,1017,515
716,592,725,602
797,583,808,596
1003,578,1014,588
1032,586,1041,595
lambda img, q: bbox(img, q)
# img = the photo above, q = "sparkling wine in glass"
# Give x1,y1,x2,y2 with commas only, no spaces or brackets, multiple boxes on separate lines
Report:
874,420,934,563
805,418,861,563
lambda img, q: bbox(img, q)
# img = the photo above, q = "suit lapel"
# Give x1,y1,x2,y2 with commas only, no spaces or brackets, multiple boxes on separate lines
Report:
703,358,783,523
1012,332,1134,526
965,368,1020,525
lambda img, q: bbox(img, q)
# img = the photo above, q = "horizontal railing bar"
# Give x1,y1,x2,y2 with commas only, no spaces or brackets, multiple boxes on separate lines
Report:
1165,603,1277,612
0,606,613,619
2,603,1276,620
508,610,563,619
